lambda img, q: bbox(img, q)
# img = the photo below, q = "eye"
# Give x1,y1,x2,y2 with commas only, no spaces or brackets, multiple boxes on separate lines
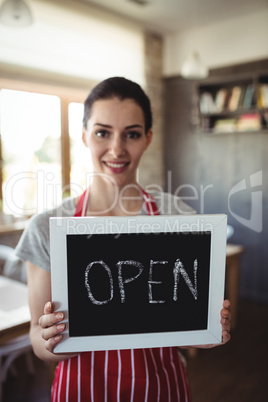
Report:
126,131,142,139
95,129,109,138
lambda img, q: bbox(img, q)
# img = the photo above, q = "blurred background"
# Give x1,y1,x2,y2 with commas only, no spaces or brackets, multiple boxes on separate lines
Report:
0,0,267,401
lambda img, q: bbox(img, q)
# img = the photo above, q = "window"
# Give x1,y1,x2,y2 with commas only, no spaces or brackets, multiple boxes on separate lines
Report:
0,84,89,219
0,89,62,217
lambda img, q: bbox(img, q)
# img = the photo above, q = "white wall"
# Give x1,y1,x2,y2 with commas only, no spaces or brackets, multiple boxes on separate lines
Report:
1,1,267,82
0,0,145,84
163,9,268,77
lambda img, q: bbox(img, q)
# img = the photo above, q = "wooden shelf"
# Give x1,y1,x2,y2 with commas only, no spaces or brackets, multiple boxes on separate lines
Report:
201,107,258,117
197,72,268,134
201,129,268,136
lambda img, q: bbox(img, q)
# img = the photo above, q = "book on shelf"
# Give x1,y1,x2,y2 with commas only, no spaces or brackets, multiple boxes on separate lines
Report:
213,119,237,133
199,92,217,114
243,84,254,109
212,114,262,133
238,86,246,108
228,86,242,111
257,84,268,108
236,113,261,131
214,88,228,112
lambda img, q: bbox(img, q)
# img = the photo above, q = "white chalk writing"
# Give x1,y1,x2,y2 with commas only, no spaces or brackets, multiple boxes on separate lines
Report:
173,258,198,301
85,260,114,305
148,260,168,304
116,260,144,303
84,259,199,304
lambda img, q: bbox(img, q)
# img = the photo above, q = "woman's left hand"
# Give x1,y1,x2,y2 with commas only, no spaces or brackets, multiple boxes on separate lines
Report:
220,299,231,344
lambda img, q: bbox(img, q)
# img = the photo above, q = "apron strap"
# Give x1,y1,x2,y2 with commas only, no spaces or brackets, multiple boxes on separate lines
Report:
139,187,160,216
74,187,159,217
74,188,89,216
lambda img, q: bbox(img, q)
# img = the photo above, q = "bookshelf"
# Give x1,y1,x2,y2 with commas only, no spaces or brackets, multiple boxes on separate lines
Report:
198,73,268,134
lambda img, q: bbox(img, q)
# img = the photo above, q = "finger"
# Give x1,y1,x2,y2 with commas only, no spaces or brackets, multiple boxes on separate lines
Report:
222,329,231,344
44,301,53,315
45,334,63,353
39,311,64,329
223,299,231,309
221,307,231,321
221,317,231,332
41,322,65,341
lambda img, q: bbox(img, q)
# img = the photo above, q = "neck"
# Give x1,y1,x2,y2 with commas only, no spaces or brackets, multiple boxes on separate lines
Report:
86,177,144,216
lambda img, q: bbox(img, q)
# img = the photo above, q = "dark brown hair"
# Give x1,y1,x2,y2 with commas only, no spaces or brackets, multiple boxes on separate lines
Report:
83,77,152,133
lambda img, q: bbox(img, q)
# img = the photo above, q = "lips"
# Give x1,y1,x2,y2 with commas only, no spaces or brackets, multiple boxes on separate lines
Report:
103,161,130,173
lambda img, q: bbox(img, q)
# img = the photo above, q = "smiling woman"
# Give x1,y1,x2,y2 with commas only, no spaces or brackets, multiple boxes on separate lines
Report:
15,77,231,402
82,97,152,206
80,77,153,215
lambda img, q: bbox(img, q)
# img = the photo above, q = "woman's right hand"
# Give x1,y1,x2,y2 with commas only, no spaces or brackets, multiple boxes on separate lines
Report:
39,301,66,354
27,262,76,362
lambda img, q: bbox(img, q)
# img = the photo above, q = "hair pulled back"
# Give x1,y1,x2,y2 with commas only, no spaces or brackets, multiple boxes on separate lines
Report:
83,77,152,133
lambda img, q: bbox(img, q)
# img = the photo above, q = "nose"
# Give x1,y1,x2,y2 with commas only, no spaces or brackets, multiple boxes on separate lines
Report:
109,135,126,158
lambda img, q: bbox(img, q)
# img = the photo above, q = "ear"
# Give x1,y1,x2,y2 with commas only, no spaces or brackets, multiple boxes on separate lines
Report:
145,129,153,149
82,128,89,148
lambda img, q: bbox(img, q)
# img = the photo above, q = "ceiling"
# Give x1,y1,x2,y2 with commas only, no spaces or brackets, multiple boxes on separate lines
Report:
70,0,268,33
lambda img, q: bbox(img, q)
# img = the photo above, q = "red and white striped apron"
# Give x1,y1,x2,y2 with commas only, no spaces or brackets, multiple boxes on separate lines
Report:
51,188,191,402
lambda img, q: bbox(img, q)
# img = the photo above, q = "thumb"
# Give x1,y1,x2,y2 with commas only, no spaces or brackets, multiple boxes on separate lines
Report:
44,301,53,315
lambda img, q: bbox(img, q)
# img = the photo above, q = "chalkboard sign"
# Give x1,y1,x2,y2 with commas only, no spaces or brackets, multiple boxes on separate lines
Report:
50,214,227,353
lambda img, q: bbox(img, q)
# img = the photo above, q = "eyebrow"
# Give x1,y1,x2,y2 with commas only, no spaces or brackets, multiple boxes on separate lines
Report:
94,123,144,129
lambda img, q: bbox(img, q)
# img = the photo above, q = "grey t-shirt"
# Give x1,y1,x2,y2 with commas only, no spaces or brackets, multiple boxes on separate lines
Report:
15,192,195,273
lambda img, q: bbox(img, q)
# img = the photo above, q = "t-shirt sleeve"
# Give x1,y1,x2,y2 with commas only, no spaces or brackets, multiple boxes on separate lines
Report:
15,212,51,272
15,197,76,272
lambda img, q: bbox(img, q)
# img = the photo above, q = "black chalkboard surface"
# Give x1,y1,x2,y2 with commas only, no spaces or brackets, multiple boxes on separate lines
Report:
67,232,210,338
50,214,227,352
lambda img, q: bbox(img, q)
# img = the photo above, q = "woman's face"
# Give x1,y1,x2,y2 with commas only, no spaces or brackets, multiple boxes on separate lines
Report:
82,97,152,188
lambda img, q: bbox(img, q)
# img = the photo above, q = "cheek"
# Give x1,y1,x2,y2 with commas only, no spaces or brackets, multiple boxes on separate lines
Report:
88,139,104,158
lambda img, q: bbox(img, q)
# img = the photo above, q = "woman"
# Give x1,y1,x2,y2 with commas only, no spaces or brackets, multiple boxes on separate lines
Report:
16,77,231,401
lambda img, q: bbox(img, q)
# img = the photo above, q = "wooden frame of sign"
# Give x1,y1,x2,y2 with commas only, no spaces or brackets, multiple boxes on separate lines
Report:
50,214,227,353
